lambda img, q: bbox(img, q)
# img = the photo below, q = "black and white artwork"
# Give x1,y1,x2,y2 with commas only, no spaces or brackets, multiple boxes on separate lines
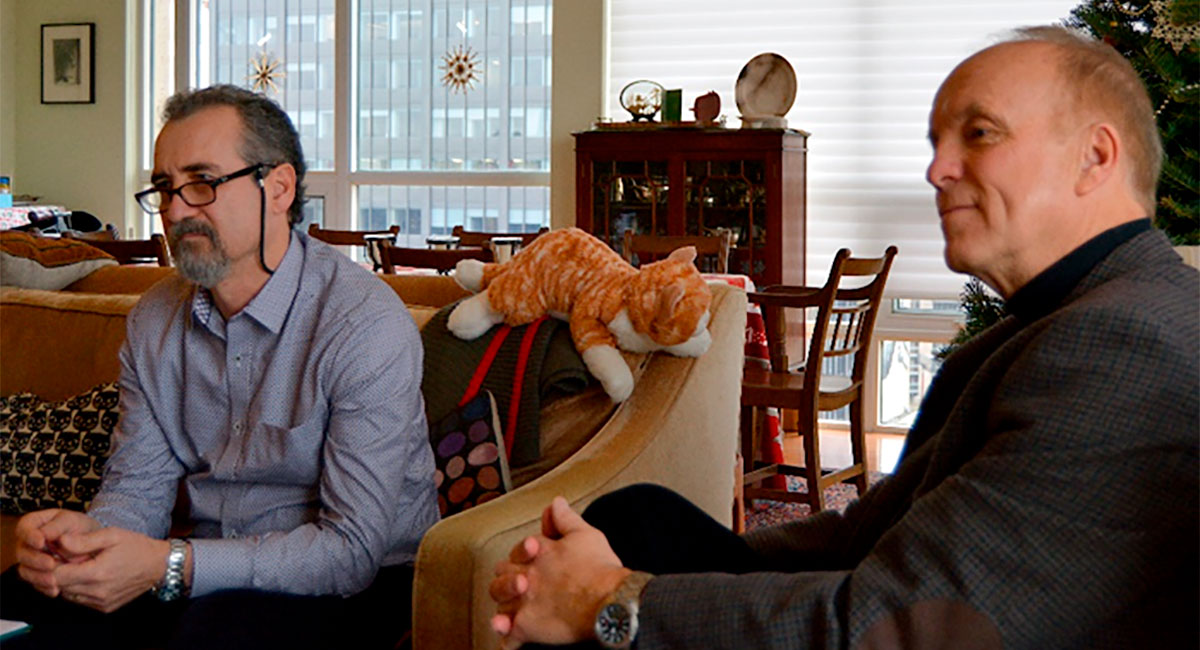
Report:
41,23,94,104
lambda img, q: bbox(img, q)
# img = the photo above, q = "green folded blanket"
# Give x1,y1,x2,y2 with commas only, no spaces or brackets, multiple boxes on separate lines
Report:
421,301,590,467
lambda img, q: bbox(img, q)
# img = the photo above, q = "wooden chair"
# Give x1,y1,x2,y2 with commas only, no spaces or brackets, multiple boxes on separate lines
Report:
451,225,548,248
308,224,400,270
741,246,897,514
63,233,172,267
377,240,493,274
307,223,400,247
622,229,733,273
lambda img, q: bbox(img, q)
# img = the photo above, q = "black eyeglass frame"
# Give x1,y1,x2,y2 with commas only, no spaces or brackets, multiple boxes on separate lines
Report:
134,163,270,215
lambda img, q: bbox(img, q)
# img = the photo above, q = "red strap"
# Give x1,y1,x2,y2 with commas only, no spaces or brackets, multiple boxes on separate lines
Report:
457,325,512,407
503,317,547,459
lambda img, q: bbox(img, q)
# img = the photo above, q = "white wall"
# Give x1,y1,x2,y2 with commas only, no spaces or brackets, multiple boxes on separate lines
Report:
1,0,18,180
549,0,606,230
6,0,136,233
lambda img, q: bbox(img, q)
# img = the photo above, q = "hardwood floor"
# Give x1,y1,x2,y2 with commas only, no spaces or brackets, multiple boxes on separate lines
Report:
780,427,907,474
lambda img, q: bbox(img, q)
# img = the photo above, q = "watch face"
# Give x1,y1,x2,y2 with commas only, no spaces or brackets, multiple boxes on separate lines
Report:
596,603,632,645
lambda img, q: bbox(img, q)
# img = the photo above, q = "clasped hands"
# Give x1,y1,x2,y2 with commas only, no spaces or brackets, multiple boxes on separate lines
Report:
15,508,170,613
489,496,632,649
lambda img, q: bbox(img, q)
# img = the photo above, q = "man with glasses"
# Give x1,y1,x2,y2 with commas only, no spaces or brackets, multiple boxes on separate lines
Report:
3,85,438,649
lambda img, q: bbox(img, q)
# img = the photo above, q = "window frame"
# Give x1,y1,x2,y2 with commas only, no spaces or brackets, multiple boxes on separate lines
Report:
138,0,552,237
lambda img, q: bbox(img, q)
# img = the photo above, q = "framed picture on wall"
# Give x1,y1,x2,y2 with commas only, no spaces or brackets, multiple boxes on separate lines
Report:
41,23,95,104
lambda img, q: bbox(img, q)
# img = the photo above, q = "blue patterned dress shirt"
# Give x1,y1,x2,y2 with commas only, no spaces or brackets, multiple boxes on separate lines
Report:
87,230,439,597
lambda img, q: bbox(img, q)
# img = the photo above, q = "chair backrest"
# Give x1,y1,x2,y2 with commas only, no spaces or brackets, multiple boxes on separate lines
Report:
65,224,120,241
377,241,493,274
307,223,399,247
64,233,171,267
752,246,897,393
450,225,548,248
622,229,733,274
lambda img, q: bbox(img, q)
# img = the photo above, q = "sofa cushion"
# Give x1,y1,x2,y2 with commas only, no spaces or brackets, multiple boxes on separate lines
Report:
0,288,140,401
0,383,119,515
430,391,512,517
63,264,175,294
0,231,117,291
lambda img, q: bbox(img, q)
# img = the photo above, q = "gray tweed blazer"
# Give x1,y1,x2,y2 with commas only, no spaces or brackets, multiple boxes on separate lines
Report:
637,229,1199,649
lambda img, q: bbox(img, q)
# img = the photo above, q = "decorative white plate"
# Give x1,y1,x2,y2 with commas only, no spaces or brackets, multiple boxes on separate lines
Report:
735,53,797,125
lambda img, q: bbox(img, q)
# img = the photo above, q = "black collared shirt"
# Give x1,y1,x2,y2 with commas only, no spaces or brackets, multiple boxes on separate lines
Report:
1005,218,1152,322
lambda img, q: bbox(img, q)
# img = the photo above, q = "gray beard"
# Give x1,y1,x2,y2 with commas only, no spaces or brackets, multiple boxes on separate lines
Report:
168,220,232,289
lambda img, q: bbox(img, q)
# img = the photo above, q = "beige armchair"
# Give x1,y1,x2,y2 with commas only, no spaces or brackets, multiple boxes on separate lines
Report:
412,283,747,649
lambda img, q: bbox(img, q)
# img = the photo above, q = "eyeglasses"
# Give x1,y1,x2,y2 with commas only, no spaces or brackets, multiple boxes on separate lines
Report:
134,163,270,215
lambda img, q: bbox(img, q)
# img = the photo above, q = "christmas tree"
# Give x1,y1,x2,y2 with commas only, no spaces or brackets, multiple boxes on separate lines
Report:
1065,0,1199,244
936,278,1007,360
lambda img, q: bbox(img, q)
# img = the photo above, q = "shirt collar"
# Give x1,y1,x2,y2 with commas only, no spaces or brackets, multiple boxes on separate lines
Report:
241,229,304,333
190,229,304,334
1005,218,1152,322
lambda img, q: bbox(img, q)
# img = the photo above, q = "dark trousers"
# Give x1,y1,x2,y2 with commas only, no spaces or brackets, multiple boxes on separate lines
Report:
0,564,413,650
523,483,769,649
582,483,770,575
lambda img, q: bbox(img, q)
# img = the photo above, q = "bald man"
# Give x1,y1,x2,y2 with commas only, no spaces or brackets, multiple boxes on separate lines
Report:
487,25,1198,650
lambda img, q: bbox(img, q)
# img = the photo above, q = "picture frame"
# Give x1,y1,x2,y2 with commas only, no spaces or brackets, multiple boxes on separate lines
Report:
41,23,94,104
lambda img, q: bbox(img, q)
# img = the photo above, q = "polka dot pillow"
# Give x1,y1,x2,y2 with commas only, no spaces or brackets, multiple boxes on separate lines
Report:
0,383,119,515
430,391,512,518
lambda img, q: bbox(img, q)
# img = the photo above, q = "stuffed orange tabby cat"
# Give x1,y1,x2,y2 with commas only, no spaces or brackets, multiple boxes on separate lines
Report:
448,228,712,401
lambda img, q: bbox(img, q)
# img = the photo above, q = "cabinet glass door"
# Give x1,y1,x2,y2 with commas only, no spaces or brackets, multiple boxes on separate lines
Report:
591,160,669,253
685,159,768,277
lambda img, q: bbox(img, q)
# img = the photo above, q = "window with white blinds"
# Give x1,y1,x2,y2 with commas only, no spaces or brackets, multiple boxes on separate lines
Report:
609,0,1078,299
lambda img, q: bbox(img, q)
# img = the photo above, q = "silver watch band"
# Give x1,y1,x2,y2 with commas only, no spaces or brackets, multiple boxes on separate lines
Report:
153,538,189,602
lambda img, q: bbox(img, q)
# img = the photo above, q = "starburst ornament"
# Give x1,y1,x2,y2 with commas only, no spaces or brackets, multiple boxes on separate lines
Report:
247,51,286,95
440,45,481,93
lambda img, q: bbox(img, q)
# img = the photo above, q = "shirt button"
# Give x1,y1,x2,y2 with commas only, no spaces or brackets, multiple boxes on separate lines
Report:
233,422,242,432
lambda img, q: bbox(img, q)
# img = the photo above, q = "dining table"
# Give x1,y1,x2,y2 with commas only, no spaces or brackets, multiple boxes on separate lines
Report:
0,205,69,231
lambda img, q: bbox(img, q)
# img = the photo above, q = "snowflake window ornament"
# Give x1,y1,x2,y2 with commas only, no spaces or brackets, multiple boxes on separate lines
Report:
1114,0,1200,53
440,45,481,93
247,51,286,95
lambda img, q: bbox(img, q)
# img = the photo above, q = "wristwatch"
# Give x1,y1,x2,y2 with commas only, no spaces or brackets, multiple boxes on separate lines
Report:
152,538,190,602
594,570,654,649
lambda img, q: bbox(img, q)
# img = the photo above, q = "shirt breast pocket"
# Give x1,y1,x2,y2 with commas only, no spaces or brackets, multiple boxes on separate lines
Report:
237,413,326,486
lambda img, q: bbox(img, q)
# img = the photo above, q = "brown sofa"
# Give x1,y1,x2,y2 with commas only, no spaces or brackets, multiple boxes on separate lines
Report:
0,264,747,649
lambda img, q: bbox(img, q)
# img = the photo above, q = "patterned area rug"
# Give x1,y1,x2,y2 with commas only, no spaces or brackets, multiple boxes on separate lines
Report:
745,472,888,532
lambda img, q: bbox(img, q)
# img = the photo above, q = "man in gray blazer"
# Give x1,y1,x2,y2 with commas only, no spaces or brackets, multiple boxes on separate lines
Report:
488,25,1199,650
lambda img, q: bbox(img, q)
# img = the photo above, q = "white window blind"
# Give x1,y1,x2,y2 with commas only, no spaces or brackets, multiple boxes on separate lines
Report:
609,0,1077,299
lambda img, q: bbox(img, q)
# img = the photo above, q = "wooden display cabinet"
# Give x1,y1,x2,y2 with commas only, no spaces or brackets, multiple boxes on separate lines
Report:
573,128,808,287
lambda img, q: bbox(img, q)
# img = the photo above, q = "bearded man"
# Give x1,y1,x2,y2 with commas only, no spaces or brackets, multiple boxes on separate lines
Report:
3,85,438,650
